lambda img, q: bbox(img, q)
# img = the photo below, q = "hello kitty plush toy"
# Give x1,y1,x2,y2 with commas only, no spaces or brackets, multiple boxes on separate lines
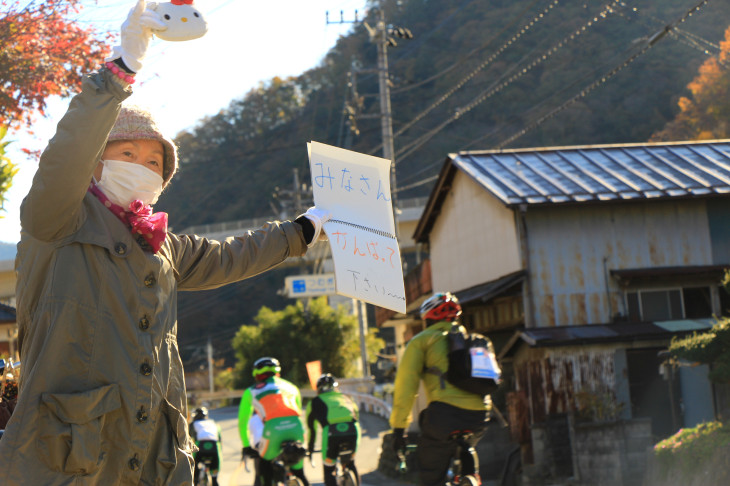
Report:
148,0,208,41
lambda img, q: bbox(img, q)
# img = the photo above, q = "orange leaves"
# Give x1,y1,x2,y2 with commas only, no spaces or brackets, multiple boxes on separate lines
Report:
677,97,693,113
686,59,723,98
0,0,108,131
651,24,730,142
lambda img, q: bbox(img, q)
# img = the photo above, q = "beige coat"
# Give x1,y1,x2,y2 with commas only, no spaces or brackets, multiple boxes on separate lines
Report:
0,70,307,485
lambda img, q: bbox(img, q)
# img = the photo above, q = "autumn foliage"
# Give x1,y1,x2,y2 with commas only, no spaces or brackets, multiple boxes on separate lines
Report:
0,0,110,132
651,26,730,141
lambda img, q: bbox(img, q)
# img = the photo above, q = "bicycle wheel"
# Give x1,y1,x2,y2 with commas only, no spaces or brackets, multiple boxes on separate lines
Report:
458,475,480,486
196,466,211,486
285,476,305,486
341,467,359,486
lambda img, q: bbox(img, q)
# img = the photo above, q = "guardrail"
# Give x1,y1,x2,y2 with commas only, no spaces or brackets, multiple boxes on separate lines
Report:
187,388,392,421
343,391,391,420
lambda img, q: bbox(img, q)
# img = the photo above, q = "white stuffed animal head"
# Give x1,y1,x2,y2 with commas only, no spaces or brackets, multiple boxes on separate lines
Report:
149,1,208,42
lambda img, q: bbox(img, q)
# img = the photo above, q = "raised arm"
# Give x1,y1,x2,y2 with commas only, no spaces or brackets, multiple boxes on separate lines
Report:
20,0,165,241
20,71,130,241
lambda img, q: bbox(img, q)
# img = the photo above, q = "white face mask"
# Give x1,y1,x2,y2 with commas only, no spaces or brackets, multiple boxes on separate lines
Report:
95,159,164,208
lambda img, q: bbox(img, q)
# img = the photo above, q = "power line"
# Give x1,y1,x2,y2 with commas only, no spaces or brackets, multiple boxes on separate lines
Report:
343,0,484,93
393,0,624,165
370,0,561,156
395,174,439,193
395,0,718,192
176,274,267,319
390,0,544,96
610,1,724,63
494,0,712,149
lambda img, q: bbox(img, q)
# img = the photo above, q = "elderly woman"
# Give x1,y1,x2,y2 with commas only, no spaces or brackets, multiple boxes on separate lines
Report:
0,1,329,484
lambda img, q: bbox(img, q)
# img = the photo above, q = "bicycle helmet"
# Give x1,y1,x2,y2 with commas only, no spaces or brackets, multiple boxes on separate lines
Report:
316,373,338,393
252,357,281,381
193,407,208,421
420,292,462,322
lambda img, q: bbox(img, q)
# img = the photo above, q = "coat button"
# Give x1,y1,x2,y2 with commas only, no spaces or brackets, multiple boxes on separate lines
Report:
128,457,141,471
138,316,150,330
114,243,127,255
140,363,152,376
137,407,148,423
144,274,156,287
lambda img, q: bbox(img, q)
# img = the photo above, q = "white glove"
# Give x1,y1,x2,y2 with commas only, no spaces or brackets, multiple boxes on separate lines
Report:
301,207,332,248
105,0,167,73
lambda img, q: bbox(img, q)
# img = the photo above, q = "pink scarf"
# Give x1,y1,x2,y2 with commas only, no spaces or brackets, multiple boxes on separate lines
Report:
89,183,168,253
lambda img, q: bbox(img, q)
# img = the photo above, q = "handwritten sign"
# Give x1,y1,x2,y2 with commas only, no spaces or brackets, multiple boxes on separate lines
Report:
308,141,406,313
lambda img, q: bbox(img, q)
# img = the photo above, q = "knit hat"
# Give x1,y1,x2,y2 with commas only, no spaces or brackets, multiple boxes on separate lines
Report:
107,105,178,186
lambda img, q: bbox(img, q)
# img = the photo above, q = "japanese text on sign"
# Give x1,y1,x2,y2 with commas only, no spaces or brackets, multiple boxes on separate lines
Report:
308,142,405,313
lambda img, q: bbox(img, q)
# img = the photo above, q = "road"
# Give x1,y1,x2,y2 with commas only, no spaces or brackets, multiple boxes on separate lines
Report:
209,407,408,486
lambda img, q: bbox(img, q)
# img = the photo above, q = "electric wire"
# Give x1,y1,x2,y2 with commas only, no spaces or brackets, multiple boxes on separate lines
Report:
390,0,543,96
620,1,722,51
392,0,624,165
395,0,717,193
369,0,562,156
494,0,712,149
611,2,725,64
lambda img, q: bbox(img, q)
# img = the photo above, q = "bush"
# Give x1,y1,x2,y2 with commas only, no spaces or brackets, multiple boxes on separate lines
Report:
647,421,730,486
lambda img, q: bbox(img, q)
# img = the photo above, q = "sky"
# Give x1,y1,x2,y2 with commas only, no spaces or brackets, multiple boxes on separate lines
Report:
0,0,368,244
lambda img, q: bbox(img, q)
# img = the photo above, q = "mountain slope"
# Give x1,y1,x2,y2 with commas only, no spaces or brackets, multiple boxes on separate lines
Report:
155,0,730,365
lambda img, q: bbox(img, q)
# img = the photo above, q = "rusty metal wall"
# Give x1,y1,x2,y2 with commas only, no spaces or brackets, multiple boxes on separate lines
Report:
525,199,712,327
510,348,616,448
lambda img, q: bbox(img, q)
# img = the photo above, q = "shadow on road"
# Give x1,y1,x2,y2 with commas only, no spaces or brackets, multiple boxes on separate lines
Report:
210,407,414,486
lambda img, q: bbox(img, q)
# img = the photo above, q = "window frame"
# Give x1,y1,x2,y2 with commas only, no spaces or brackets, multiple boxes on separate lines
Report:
625,285,714,322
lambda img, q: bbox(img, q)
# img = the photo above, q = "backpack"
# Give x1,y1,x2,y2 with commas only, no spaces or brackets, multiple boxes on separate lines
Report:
428,323,502,396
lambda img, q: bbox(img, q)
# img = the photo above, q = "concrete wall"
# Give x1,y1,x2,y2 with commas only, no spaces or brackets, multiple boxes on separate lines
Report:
572,418,652,486
429,171,521,293
529,417,652,486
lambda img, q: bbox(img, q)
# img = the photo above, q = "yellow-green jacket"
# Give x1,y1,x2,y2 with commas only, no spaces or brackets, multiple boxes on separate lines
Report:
389,321,491,430
0,69,308,486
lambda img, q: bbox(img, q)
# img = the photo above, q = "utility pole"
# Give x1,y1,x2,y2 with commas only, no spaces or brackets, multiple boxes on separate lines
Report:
326,8,413,378
206,337,214,394
354,298,370,378
373,8,399,242
329,7,413,244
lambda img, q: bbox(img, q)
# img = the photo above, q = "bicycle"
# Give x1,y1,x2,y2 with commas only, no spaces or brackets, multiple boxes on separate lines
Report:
445,431,481,486
194,455,214,486
396,431,481,486
272,440,308,486
310,443,360,486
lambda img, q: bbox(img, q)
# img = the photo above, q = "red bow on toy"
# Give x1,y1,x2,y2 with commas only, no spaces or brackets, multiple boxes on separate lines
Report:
171,0,194,5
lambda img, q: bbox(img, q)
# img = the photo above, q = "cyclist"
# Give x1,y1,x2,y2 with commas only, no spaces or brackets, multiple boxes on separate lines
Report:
390,292,492,486
306,373,361,486
238,357,310,486
189,407,223,486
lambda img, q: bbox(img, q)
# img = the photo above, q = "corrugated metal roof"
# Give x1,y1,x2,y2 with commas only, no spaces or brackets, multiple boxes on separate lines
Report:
452,140,730,206
518,319,714,348
455,270,525,305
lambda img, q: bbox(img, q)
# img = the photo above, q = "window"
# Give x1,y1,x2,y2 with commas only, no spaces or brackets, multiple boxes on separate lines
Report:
719,285,730,317
626,287,712,322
